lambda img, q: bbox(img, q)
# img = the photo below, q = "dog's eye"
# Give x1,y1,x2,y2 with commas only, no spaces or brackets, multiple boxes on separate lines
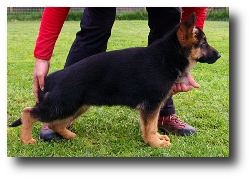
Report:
202,40,207,47
200,41,208,49
203,38,207,44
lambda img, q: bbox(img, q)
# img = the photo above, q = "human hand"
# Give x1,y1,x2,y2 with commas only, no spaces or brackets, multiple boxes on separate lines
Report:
33,58,50,103
171,73,200,95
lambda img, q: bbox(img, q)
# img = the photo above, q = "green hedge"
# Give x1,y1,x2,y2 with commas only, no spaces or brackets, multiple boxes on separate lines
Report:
205,11,229,21
7,10,229,21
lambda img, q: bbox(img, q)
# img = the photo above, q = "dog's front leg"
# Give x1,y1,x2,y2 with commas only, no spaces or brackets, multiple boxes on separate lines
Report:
138,107,171,147
20,107,37,145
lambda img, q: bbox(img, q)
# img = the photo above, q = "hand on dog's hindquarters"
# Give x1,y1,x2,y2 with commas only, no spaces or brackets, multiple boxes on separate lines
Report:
171,73,200,95
33,58,50,103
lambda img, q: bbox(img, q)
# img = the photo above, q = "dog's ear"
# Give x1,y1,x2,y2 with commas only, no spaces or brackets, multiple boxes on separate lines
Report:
176,12,197,48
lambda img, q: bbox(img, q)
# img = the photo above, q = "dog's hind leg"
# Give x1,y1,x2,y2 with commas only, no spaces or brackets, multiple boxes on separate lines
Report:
48,105,90,139
20,107,38,145
138,106,171,147
48,121,77,139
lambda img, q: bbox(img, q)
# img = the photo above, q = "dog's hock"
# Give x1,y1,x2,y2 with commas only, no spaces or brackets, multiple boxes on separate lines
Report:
20,107,37,145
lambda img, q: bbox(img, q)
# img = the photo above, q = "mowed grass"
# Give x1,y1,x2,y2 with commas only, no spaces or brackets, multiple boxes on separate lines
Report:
7,20,229,157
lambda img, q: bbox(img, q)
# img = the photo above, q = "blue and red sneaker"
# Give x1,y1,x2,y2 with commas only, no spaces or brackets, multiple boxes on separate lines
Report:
158,114,196,136
39,123,63,142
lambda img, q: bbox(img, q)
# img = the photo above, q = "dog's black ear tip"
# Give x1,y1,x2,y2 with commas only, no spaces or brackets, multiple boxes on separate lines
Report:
182,12,197,26
191,12,197,22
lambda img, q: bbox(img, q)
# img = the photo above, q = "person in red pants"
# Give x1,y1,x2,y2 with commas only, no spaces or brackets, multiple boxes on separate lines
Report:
34,7,206,141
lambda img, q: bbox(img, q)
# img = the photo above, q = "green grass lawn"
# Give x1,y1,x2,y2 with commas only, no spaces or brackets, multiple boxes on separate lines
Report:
7,20,229,157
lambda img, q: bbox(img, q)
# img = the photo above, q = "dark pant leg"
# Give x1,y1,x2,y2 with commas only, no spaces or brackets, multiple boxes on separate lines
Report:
64,7,116,68
159,94,175,116
146,7,181,116
147,7,181,45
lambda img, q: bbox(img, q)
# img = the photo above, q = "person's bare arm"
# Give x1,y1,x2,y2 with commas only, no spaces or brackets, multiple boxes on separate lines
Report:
33,58,50,103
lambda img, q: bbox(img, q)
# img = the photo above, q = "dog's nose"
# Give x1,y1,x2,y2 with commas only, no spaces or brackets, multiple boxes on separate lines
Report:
213,50,221,59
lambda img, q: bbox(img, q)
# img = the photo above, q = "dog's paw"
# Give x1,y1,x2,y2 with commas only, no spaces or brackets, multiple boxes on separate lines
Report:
145,133,172,147
68,132,76,139
157,134,170,142
21,138,37,145
158,134,171,147
159,139,172,147
62,131,76,139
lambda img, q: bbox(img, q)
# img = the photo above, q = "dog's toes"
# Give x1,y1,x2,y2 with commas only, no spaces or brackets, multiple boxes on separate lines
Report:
146,134,172,147
22,138,37,145
70,132,76,138
62,131,76,139
160,139,172,147
157,134,171,147
157,134,170,142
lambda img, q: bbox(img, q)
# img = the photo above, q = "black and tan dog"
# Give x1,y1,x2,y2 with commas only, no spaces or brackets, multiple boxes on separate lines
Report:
10,13,221,147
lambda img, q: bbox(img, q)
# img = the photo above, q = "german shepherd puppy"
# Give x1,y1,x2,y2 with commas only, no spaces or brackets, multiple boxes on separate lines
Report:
9,13,221,147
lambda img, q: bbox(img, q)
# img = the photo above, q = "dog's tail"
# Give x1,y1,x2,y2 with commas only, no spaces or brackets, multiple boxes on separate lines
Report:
9,104,39,127
9,118,22,127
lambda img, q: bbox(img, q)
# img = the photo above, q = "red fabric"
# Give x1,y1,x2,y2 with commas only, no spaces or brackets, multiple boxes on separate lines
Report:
181,7,207,30
34,7,207,60
34,7,70,60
